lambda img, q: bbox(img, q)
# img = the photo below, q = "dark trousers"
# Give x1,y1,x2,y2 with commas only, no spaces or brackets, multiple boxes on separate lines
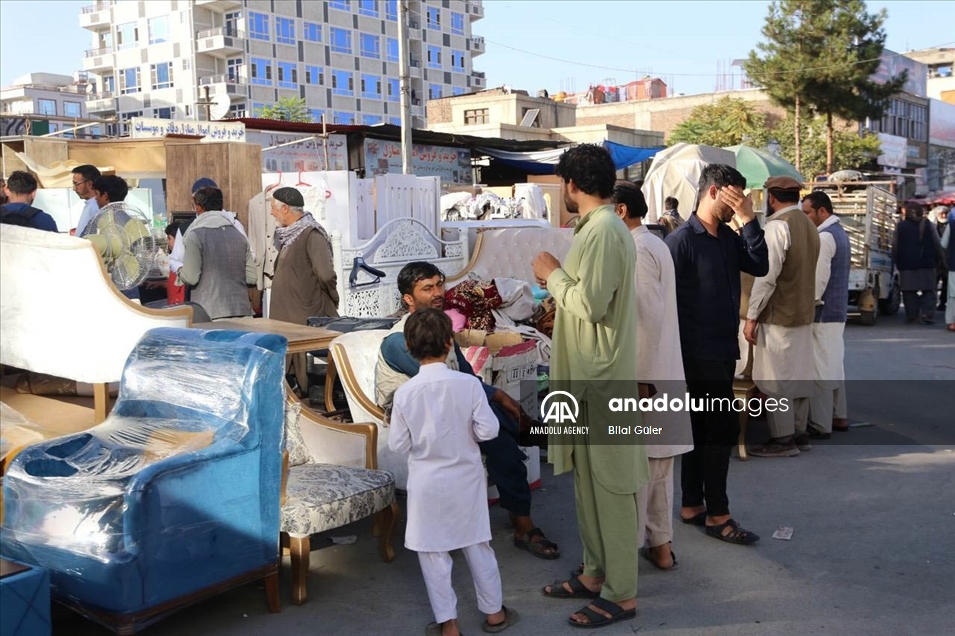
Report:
680,358,738,517
479,402,531,517
903,290,936,321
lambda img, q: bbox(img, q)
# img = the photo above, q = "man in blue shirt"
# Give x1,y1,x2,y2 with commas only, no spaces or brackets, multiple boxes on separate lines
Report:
665,164,767,546
0,171,58,232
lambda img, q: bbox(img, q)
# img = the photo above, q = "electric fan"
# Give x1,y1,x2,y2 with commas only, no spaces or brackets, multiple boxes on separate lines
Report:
82,202,160,291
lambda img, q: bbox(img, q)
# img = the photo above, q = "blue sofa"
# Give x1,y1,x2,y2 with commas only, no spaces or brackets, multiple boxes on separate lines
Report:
1,328,287,630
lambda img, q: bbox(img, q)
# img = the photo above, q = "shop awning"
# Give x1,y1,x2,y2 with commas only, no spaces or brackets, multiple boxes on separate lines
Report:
475,141,664,174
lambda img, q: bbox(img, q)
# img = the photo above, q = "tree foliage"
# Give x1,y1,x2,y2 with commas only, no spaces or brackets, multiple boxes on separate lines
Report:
669,98,772,148
256,97,313,123
773,114,882,179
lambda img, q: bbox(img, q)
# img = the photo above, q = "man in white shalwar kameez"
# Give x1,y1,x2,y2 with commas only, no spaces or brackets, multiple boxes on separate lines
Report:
389,309,519,636
613,182,693,570
746,177,820,458
802,191,850,436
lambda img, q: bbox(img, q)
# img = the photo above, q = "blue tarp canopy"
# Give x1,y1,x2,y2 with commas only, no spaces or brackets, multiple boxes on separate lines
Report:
476,141,664,174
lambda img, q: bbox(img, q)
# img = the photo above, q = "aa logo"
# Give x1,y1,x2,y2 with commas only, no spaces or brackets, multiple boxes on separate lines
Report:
541,391,579,425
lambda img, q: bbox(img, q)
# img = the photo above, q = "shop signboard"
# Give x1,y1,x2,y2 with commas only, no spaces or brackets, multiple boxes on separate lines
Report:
872,50,928,96
363,138,472,184
128,117,246,142
877,133,907,169
246,131,349,173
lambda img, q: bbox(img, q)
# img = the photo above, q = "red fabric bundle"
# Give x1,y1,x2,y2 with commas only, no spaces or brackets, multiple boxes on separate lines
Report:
445,279,503,331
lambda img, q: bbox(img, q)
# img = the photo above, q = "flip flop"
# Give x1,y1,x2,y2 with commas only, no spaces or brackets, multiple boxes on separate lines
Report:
543,576,599,599
680,511,706,526
482,606,520,633
515,527,559,560
567,597,637,629
639,545,679,570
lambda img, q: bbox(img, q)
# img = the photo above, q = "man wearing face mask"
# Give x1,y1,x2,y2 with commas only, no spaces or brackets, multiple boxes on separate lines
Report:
746,177,820,458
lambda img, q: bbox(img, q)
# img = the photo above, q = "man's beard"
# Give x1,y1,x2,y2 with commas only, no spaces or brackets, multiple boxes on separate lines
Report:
564,194,579,215
430,297,444,309
717,203,735,223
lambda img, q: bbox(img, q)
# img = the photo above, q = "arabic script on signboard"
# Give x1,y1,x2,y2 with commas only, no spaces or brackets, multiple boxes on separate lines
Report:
246,131,349,172
129,117,247,143
364,139,472,184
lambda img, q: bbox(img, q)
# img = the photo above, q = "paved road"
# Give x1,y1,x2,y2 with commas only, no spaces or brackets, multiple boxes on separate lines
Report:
53,312,955,635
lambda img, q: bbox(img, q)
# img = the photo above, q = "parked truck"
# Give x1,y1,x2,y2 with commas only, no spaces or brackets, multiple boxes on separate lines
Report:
805,180,900,325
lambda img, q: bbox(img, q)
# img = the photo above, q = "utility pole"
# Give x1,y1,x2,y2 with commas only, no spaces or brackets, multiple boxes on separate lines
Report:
397,0,413,174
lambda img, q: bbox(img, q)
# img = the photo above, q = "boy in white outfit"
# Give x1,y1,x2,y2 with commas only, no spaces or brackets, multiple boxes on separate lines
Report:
390,308,520,636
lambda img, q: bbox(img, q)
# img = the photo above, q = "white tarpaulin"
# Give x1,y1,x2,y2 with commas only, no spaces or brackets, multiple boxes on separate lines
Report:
641,143,736,223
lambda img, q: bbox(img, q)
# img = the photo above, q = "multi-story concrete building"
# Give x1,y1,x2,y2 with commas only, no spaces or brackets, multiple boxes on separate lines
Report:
79,0,486,134
0,72,99,136
904,47,955,104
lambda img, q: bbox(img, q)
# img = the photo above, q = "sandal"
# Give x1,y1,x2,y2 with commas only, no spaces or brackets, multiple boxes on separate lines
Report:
482,606,520,633
680,511,706,526
705,518,759,545
639,544,679,570
542,576,599,599
568,597,636,629
571,562,584,578
515,527,560,560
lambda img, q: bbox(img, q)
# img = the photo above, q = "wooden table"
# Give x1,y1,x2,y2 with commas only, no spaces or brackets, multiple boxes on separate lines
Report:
192,318,340,354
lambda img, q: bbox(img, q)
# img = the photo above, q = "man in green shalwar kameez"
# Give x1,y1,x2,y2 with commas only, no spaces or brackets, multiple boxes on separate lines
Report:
533,144,648,629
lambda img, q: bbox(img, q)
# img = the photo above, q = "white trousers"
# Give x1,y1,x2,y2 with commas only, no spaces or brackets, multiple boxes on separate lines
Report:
418,542,502,624
635,457,674,549
809,322,848,432
767,396,811,439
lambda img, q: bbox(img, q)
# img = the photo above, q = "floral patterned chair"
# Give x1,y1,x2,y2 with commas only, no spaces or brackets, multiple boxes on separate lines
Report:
279,393,398,605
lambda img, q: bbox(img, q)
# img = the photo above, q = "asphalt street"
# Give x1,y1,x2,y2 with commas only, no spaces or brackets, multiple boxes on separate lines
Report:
51,309,955,636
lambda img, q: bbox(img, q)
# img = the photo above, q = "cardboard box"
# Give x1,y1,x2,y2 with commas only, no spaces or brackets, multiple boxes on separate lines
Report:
457,331,539,417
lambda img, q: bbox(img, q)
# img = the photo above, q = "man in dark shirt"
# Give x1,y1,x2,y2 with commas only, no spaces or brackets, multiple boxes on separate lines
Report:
0,171,58,232
665,164,768,546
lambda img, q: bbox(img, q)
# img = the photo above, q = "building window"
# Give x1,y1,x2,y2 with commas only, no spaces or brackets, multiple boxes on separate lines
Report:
104,75,115,93
330,28,352,54
277,62,298,88
453,87,465,96
251,58,273,85
309,108,324,123
225,12,241,36
148,16,169,44
451,12,464,35
305,65,324,85
120,67,141,94
452,50,465,71
429,83,442,100
229,103,247,118
249,12,269,40
332,70,354,96
227,57,244,82
63,101,82,118
464,108,488,124
427,7,440,29
362,114,382,125
390,116,400,125
275,17,294,44
358,0,378,17
361,73,382,99
251,101,267,117
304,22,322,42
386,37,399,62
151,62,173,89
334,110,355,124
385,0,397,21
37,99,56,116
117,22,138,50
155,107,175,119
360,33,380,59
388,78,399,102
329,0,351,11
427,45,442,69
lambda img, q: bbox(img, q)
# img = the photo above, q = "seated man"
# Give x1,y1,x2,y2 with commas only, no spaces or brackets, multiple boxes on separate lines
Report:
376,262,559,560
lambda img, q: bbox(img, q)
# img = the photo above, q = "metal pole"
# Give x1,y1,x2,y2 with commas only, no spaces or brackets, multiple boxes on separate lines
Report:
322,114,330,171
397,0,412,174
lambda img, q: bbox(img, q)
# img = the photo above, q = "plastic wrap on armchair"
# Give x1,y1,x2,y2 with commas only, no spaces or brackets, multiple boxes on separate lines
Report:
0,327,288,620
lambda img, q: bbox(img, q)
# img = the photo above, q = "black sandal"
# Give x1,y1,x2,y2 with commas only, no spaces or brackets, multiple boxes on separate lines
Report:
542,576,599,599
705,518,759,544
568,597,636,628
515,527,559,560
680,511,706,526
639,544,679,570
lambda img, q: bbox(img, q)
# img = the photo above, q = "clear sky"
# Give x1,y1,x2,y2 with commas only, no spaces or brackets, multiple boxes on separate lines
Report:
1,0,953,96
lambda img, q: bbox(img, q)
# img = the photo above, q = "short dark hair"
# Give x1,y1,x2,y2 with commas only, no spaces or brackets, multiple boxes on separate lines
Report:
193,186,224,212
769,188,800,204
555,144,617,199
397,261,445,297
165,222,180,237
92,175,129,203
612,180,648,219
697,164,746,197
903,201,923,221
404,308,453,361
71,164,101,183
6,170,37,194
665,196,679,210
803,191,833,215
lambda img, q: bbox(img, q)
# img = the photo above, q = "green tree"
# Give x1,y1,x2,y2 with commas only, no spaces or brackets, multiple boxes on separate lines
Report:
668,97,773,148
773,113,882,178
256,97,313,122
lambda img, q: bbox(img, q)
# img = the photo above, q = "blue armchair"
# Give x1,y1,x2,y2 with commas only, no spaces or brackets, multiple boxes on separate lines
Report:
1,328,287,633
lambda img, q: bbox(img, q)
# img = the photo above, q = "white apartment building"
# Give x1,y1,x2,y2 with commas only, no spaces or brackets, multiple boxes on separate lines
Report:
0,72,98,136
80,0,486,134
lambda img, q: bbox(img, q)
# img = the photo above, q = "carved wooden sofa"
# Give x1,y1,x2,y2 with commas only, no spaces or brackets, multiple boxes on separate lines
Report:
445,226,574,289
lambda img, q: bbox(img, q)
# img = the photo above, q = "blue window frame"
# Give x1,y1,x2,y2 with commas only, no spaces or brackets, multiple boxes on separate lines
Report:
362,114,382,125
386,37,399,62
64,101,82,118
309,108,323,123
275,17,294,45
390,117,400,125
277,61,297,88
332,70,354,96
251,58,272,85
329,0,351,11
304,22,322,42
429,83,442,99
305,65,323,85
156,107,175,119
151,62,172,89
427,7,440,30
117,22,138,51
334,110,355,124
387,78,399,102
252,102,267,117
427,45,441,69
451,12,464,35
385,0,397,21
452,50,465,71
360,33,380,59
453,86,465,96
249,12,269,40
358,0,377,17
361,73,381,99
330,28,352,54
120,67,140,94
